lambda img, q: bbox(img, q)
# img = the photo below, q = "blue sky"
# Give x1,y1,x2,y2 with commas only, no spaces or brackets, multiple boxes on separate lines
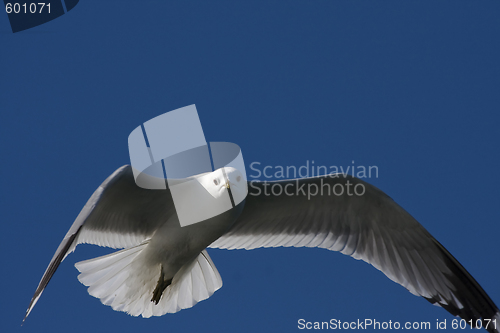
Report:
1,1,499,332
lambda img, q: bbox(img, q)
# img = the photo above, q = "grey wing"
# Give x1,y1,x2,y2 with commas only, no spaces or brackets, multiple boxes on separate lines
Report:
209,176,499,332
24,165,175,322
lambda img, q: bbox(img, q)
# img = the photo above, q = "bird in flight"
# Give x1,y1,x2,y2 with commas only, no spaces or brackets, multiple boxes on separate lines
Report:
24,165,499,332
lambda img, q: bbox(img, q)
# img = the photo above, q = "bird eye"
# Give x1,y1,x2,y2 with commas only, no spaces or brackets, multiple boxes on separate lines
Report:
213,179,219,185
236,176,241,182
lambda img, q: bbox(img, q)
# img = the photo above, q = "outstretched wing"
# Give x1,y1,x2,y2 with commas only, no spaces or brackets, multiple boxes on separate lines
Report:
209,175,499,332
24,165,175,322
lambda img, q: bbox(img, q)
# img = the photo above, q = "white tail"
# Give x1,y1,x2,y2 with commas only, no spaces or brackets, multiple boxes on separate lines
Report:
75,245,222,318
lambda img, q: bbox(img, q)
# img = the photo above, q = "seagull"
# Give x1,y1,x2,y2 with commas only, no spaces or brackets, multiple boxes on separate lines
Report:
24,165,499,332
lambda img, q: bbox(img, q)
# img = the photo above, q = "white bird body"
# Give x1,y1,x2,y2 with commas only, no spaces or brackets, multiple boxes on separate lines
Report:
66,166,246,318
24,165,500,332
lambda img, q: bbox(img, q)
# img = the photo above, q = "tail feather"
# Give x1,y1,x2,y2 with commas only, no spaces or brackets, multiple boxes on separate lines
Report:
150,250,222,317
76,243,146,286
75,245,222,318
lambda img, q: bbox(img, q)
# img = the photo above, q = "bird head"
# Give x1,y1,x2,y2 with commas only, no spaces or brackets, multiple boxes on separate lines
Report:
196,167,247,205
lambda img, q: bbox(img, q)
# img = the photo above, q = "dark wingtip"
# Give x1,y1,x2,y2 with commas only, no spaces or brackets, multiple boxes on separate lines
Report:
23,226,83,325
423,240,500,333
22,308,29,326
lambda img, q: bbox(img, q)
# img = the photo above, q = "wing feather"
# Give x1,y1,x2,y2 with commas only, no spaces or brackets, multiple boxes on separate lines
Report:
209,176,499,332
24,165,175,322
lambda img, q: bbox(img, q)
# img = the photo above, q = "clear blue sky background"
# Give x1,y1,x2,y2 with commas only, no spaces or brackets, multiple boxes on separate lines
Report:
1,1,499,332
